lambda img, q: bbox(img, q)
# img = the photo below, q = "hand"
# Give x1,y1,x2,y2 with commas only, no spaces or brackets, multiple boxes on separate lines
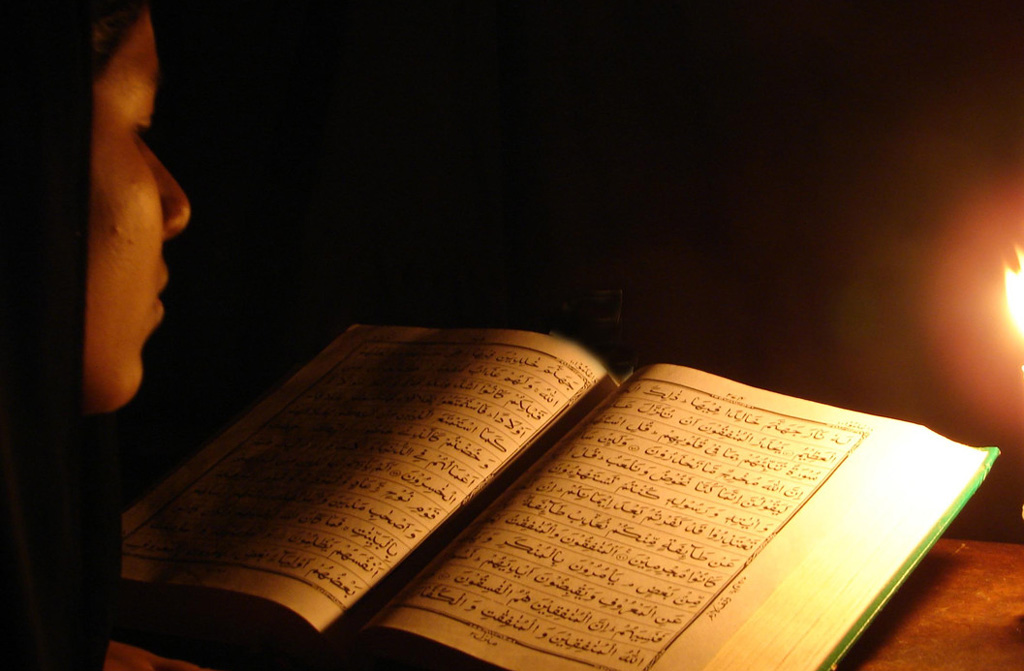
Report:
104,640,224,671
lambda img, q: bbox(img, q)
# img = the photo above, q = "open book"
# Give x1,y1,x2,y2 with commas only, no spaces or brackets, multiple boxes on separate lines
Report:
119,325,997,671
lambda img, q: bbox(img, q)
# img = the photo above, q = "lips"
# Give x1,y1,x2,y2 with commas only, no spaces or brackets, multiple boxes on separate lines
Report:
153,262,169,323
157,260,169,294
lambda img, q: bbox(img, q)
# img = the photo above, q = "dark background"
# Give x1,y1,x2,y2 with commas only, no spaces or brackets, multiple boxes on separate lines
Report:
121,0,1024,542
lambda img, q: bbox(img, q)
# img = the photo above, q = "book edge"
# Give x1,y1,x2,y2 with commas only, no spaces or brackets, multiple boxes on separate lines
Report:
817,445,1000,671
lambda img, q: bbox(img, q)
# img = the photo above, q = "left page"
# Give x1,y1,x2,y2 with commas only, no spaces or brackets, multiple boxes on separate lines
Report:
120,325,615,648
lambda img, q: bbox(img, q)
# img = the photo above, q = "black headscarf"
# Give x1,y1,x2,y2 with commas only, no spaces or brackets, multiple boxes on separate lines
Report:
1,1,117,669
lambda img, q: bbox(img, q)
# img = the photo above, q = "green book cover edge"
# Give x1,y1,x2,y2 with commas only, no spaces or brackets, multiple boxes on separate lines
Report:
819,445,1000,671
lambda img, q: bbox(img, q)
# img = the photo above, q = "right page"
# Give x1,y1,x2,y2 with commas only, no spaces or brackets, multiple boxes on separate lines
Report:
369,364,997,671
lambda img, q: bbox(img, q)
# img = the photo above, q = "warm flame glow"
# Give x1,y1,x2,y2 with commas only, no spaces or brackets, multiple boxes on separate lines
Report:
1006,248,1024,337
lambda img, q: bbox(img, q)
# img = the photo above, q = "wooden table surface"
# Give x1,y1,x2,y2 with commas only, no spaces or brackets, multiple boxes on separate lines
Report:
840,538,1024,670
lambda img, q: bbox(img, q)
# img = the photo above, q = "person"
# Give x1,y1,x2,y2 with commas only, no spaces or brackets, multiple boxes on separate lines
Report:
87,0,190,415
86,2,214,669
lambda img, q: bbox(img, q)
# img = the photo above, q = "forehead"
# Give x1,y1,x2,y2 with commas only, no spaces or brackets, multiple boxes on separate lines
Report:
95,9,159,99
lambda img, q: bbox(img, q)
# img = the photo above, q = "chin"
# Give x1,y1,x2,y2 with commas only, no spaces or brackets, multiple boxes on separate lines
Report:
82,360,144,415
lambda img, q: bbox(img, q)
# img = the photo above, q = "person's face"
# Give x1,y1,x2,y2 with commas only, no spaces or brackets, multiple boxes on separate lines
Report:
83,7,190,415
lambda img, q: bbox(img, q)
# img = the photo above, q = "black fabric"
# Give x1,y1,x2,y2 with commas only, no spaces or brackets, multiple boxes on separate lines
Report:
0,1,113,670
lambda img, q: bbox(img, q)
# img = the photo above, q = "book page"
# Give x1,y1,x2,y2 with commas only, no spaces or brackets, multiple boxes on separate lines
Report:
121,326,614,633
372,364,992,671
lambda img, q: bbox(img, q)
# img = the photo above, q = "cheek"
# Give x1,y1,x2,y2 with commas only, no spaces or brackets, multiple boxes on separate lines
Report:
90,143,162,233
88,145,165,283
83,139,166,413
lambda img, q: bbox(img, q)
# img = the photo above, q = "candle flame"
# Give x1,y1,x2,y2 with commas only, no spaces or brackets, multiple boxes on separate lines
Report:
1006,248,1024,337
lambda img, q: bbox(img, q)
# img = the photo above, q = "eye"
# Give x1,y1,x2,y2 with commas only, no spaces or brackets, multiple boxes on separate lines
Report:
135,121,153,141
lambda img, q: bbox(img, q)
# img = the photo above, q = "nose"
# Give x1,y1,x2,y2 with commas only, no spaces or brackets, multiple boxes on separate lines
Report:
149,147,191,240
